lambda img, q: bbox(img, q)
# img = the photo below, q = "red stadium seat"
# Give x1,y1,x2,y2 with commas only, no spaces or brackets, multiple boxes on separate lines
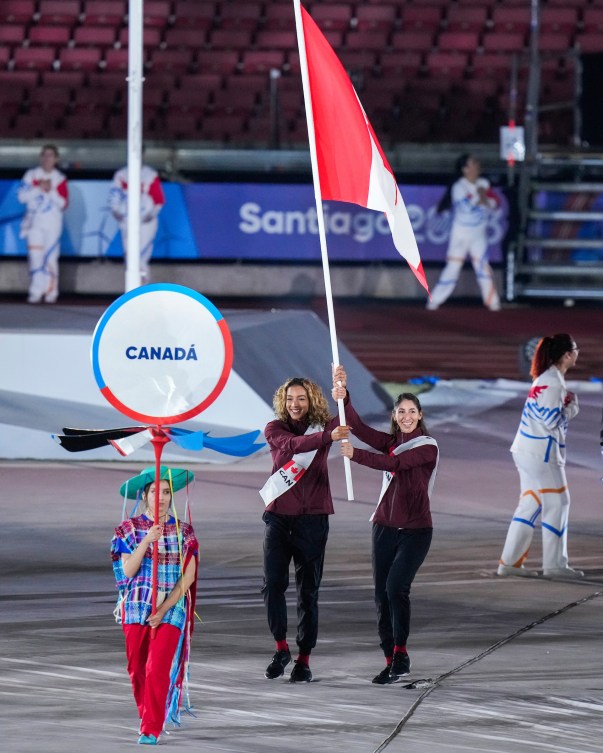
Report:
62,110,109,138
538,34,573,53
353,5,397,32
0,1,36,24
211,88,258,115
336,50,378,74
240,51,285,74
437,31,480,53
167,88,211,113
74,26,117,48
424,51,469,78
254,31,297,51
162,111,201,139
0,70,39,88
197,50,240,74
83,0,125,27
263,5,295,32
72,86,118,110
540,8,578,34
482,32,526,53
400,6,443,32
171,1,216,30
13,47,56,71
179,72,223,95
490,7,531,34
0,46,12,69
310,4,353,32
148,48,194,74
219,3,262,31
28,26,72,47
390,31,434,53
581,9,603,34
209,29,253,50
0,25,27,45
38,0,81,25
574,34,603,54
471,52,514,77
143,0,171,28
42,70,86,88
445,6,488,33
164,28,207,50
60,47,102,72
345,31,389,52
104,48,133,72
199,114,247,141
379,51,422,78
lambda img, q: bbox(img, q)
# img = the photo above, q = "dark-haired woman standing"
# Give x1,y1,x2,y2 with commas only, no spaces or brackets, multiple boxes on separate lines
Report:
340,391,439,684
498,333,582,579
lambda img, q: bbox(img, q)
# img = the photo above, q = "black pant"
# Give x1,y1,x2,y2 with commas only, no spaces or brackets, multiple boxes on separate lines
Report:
261,511,329,654
372,523,432,658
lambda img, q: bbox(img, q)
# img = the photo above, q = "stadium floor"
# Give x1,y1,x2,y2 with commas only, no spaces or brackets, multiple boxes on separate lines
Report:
1,297,602,753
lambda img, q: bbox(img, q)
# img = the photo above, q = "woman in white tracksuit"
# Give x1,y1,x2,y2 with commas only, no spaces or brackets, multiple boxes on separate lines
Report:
427,154,500,311
18,144,68,304
498,333,583,579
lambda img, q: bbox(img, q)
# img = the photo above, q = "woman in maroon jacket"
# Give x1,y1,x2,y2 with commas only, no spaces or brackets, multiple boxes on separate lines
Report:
341,391,438,684
260,370,349,683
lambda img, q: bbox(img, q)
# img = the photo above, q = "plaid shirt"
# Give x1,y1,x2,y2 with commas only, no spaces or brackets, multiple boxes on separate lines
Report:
111,515,198,628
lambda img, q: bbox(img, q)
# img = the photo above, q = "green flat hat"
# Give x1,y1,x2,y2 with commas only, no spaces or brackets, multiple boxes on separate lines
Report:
119,466,195,499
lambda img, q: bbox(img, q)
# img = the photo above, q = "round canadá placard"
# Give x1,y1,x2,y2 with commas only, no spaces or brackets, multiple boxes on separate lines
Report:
91,284,233,424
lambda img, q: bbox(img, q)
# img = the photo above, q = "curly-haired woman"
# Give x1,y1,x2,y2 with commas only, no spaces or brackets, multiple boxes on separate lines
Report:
259,369,349,683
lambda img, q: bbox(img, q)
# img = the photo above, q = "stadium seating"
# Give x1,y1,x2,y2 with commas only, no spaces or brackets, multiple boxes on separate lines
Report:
0,0,586,145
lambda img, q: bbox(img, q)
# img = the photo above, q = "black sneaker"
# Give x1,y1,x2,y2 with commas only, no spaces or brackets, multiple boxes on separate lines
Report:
289,660,312,683
389,652,411,681
265,649,291,679
372,665,393,685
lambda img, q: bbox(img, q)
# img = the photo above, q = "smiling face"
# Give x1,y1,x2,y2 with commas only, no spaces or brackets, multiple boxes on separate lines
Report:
393,399,422,434
39,147,58,173
285,384,310,421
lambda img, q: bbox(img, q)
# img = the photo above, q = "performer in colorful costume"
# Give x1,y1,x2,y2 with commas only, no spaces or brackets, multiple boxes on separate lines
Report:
259,369,349,683
338,381,438,684
109,161,165,283
498,333,583,579
17,144,68,304
427,153,500,311
111,466,198,745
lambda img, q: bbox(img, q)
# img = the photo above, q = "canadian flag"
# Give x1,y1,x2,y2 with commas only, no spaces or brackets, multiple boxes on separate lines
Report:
299,5,428,293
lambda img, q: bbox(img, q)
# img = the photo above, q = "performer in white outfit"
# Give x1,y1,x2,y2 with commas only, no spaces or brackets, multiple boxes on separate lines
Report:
109,162,166,284
427,154,500,311
18,144,68,304
498,333,583,579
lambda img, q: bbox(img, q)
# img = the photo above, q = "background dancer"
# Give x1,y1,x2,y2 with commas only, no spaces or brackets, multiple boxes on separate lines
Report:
111,466,198,745
17,144,68,304
498,334,582,579
427,153,500,311
339,386,438,685
260,370,349,683
109,154,165,284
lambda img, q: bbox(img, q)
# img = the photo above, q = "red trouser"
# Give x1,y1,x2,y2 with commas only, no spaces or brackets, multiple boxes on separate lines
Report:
123,623,181,738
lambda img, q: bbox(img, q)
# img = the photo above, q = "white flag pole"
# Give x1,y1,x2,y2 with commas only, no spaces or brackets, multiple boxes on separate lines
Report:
293,0,354,501
125,0,143,292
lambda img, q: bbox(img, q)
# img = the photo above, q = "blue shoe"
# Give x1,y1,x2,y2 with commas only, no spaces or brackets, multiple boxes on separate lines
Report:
138,734,158,745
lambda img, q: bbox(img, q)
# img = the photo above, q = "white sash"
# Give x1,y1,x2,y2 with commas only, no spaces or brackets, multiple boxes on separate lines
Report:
259,424,322,506
370,436,439,522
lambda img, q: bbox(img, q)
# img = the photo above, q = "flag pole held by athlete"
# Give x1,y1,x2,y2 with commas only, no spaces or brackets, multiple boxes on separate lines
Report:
293,1,429,501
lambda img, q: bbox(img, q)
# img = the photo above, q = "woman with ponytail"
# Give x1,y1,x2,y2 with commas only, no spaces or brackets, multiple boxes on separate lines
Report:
498,334,583,579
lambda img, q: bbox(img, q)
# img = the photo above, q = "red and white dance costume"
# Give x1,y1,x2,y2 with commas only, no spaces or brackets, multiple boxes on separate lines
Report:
17,166,68,303
428,177,500,311
499,366,579,573
109,165,166,283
